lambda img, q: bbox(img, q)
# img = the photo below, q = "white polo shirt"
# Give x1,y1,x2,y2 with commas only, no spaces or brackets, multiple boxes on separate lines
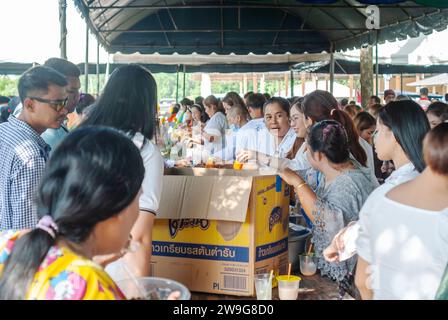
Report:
132,132,164,214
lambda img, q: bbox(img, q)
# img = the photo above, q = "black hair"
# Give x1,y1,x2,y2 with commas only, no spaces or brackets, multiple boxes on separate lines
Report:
44,57,81,78
204,95,225,114
75,93,95,115
424,122,448,175
263,97,291,117
191,103,210,123
354,111,376,132
308,120,350,164
420,87,429,96
291,97,304,112
0,96,10,104
263,93,271,100
426,101,448,118
180,98,193,107
18,66,68,103
303,90,366,165
172,103,181,115
223,92,247,109
370,96,381,104
81,64,158,142
378,100,430,172
395,94,410,101
340,98,348,107
303,90,339,122
0,106,12,123
0,126,144,299
246,93,266,110
195,96,204,105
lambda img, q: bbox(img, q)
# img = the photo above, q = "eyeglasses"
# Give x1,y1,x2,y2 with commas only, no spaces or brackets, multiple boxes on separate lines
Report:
28,96,68,112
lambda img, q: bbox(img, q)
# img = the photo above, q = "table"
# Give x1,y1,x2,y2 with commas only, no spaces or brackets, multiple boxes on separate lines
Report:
191,274,354,300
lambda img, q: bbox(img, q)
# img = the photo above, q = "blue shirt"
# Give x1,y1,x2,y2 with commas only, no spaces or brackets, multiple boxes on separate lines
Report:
0,116,51,230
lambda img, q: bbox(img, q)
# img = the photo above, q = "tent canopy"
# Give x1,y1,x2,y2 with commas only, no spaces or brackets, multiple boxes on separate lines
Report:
74,0,448,55
407,73,448,86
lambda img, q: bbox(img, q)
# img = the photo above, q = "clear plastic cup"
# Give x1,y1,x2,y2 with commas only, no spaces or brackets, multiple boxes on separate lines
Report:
299,254,317,276
116,277,191,300
254,273,272,300
277,275,301,300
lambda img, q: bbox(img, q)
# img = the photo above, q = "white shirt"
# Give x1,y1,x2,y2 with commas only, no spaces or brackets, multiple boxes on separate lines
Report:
242,126,296,159
235,118,265,153
106,132,164,283
203,112,228,155
214,122,251,161
356,165,448,300
339,163,420,261
132,132,164,214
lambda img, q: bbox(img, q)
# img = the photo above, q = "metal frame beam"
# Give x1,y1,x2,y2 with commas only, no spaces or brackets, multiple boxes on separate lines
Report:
98,27,372,33
87,4,438,10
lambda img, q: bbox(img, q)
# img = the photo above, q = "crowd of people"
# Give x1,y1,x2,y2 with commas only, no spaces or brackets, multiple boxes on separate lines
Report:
0,58,447,300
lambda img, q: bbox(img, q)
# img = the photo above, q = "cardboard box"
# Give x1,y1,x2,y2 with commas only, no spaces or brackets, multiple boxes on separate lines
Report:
151,168,290,296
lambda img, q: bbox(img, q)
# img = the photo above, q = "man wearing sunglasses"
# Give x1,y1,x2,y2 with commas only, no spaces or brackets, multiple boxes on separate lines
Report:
14,58,81,150
0,66,68,230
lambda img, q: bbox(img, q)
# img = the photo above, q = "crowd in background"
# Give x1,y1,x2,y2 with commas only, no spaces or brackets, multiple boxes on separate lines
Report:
0,59,447,300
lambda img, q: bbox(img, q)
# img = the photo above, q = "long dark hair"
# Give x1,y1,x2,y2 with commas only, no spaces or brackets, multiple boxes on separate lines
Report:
0,127,145,299
378,100,430,172
307,120,350,164
81,64,158,142
191,103,209,123
302,90,367,166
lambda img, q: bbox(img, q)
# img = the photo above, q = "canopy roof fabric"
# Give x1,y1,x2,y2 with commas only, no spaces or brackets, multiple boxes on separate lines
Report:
74,0,448,55
407,73,448,86
293,59,448,74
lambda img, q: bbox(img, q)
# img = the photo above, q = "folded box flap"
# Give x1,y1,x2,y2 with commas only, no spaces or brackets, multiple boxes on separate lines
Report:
158,175,253,222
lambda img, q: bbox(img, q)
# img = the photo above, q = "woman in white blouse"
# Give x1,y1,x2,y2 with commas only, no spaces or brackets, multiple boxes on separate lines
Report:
81,65,163,280
355,122,448,300
202,95,228,157
236,97,296,162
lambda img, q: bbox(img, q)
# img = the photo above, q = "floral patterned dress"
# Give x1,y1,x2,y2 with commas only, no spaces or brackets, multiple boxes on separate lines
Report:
0,230,126,300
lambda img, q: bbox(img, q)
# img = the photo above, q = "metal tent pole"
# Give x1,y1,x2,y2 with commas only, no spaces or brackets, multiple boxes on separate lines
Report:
375,30,379,97
176,65,179,103
290,69,294,97
329,44,335,94
96,40,100,94
183,65,186,98
59,0,67,60
84,21,89,93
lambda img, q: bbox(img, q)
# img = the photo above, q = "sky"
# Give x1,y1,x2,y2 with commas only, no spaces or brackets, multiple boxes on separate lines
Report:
0,0,109,64
1,0,447,66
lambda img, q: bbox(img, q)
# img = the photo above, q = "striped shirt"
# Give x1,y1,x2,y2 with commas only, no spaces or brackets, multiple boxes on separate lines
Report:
0,116,50,230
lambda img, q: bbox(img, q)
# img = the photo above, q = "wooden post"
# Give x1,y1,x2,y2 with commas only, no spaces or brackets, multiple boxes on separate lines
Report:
290,70,294,97
243,74,247,93
260,74,265,93
349,75,354,100
301,73,306,96
360,45,373,108
252,73,258,93
284,72,289,97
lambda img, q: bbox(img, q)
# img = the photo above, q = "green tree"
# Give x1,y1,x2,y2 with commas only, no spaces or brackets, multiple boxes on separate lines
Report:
0,76,19,96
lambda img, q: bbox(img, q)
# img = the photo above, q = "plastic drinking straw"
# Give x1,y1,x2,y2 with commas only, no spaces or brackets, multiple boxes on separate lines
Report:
268,269,274,293
121,261,148,299
307,243,313,255
287,263,292,280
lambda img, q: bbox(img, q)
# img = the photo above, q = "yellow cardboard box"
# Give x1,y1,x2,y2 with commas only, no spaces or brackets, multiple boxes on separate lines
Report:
151,168,290,296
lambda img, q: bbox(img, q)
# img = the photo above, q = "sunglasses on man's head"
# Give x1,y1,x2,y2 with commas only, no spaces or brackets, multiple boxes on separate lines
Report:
28,96,68,112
